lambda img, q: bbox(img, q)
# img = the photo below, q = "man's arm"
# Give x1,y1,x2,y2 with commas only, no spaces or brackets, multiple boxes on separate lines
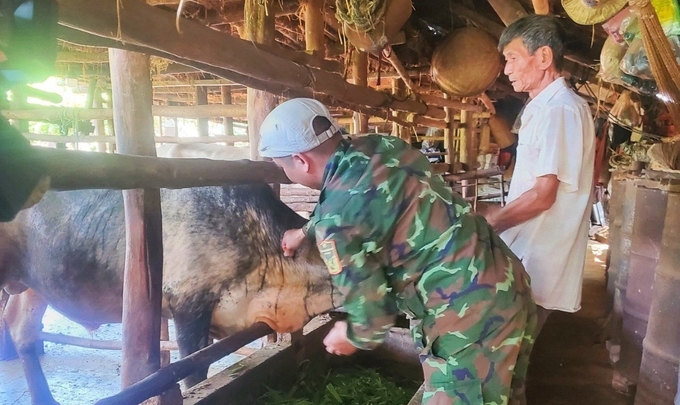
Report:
485,174,559,233
314,218,399,350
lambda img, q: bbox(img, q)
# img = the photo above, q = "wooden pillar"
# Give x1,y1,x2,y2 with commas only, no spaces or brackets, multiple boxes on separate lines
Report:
196,86,209,138
351,48,369,134
108,48,180,404
243,0,278,160
304,0,325,58
221,86,234,137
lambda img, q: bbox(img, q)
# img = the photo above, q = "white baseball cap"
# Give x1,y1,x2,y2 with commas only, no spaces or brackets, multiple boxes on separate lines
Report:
258,98,341,158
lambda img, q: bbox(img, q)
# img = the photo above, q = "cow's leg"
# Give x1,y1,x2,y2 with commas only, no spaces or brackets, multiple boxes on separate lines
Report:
173,310,212,389
1,289,19,360
5,290,59,405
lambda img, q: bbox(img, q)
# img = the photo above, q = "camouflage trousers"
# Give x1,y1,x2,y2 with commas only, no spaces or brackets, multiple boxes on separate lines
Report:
416,295,537,405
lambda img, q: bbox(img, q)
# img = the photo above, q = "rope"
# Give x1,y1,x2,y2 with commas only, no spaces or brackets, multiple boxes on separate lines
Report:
335,0,388,33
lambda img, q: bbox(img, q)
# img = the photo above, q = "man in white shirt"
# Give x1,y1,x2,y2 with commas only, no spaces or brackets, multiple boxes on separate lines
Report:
485,15,596,337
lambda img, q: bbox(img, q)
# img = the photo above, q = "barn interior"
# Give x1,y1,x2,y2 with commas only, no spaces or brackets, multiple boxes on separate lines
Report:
1,0,680,404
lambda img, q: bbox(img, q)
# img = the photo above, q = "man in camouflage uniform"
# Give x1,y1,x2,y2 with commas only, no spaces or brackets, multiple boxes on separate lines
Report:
258,98,537,405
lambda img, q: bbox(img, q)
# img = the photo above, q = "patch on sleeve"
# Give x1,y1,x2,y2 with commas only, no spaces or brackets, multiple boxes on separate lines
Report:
318,240,343,275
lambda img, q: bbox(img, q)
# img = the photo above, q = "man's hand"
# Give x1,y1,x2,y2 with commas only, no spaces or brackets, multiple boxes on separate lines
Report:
323,321,358,356
281,228,306,257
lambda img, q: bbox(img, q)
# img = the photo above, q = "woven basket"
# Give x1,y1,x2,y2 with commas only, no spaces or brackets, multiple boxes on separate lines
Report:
430,27,502,97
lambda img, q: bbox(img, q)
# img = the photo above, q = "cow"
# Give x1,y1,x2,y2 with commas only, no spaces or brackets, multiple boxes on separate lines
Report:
0,183,339,405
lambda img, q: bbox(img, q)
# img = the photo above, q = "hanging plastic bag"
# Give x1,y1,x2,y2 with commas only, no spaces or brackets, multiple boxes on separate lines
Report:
599,36,628,84
602,7,635,45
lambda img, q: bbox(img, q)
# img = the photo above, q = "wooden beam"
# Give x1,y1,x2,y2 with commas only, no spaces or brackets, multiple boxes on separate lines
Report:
27,147,291,190
3,104,247,121
94,323,273,405
55,0,432,116
485,0,528,26
109,49,173,403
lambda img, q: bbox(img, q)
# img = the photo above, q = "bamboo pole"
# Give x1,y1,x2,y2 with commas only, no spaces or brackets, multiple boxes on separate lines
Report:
108,49,178,405
351,49,369,134
304,0,326,58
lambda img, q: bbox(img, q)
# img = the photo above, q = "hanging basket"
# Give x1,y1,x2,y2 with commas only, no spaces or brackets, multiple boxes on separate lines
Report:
338,0,412,54
430,27,502,97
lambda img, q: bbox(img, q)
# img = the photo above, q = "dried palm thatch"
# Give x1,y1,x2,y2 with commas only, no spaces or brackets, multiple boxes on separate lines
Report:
629,0,680,168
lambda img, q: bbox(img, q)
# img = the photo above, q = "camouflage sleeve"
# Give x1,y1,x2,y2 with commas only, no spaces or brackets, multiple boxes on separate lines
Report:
314,218,399,350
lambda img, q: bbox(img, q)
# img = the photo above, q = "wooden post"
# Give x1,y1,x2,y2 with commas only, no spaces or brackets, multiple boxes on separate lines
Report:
351,48,369,134
243,0,278,160
196,86,209,138
304,0,325,58
108,48,181,405
221,86,234,138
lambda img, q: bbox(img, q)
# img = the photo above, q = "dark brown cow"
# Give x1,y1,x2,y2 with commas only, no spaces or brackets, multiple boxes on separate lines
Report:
0,183,339,405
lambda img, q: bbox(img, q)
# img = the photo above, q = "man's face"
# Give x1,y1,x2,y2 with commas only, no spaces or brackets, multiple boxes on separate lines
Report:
502,37,545,95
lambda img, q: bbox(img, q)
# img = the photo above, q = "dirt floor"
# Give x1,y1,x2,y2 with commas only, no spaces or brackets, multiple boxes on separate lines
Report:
1,241,634,405
526,241,633,405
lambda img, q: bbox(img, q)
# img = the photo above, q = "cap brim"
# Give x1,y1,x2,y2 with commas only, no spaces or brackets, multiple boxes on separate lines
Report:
562,0,628,25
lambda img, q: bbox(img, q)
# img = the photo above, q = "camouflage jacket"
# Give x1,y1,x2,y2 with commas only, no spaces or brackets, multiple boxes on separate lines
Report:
306,135,531,350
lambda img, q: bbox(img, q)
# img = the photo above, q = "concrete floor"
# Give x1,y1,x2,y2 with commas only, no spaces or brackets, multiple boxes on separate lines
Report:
526,241,632,405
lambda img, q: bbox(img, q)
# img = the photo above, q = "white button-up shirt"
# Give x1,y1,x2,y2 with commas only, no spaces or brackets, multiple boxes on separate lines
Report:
500,77,595,312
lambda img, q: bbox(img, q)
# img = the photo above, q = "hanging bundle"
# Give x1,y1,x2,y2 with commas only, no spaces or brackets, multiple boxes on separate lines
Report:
628,0,680,170
334,0,412,54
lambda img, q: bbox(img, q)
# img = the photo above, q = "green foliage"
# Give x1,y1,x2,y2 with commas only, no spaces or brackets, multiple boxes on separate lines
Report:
258,364,418,405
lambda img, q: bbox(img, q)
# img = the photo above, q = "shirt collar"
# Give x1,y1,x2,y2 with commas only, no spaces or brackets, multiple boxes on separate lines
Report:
525,77,568,111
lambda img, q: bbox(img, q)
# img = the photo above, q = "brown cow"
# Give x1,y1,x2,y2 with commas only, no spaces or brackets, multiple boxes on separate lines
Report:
0,183,339,405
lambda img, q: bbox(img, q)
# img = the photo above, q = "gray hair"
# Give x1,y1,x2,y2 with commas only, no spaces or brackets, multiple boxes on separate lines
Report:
498,15,566,70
